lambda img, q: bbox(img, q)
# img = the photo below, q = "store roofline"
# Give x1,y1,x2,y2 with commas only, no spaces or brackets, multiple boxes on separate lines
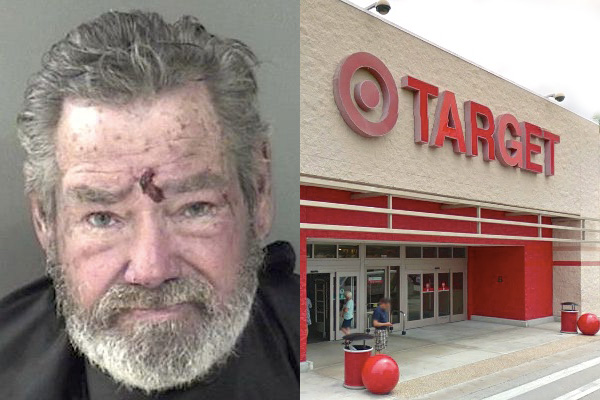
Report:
339,0,599,127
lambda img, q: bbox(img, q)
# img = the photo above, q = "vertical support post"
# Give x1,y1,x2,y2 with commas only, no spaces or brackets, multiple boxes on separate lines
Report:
538,214,542,238
477,206,481,235
387,195,392,229
582,219,586,241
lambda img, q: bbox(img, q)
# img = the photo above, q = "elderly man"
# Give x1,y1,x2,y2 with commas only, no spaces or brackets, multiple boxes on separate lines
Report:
0,10,298,399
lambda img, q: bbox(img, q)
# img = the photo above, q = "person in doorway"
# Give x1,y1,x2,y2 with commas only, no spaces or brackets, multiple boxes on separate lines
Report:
373,297,393,354
340,291,354,336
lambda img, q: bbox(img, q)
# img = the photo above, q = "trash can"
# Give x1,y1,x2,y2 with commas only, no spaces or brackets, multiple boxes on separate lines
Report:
342,333,373,389
560,302,579,333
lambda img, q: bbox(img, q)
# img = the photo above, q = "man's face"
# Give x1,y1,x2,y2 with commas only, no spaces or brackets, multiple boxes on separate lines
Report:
54,82,248,312
35,82,269,392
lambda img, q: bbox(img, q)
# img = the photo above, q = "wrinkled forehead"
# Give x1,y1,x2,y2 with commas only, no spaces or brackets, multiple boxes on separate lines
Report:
54,83,235,187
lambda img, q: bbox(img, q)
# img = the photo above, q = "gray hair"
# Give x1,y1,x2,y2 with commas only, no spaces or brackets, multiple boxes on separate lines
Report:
17,10,269,221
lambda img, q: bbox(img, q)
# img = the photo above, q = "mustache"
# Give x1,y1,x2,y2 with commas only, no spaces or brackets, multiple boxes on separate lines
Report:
88,278,216,327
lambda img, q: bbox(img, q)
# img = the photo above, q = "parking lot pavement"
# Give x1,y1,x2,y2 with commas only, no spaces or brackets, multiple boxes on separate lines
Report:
418,333,600,399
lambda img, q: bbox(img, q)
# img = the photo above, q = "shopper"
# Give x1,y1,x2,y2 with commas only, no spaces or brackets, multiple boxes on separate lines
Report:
340,291,354,336
373,298,393,354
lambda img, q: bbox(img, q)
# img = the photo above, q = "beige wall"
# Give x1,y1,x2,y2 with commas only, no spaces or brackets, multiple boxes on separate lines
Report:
553,224,600,316
301,0,600,317
301,0,599,218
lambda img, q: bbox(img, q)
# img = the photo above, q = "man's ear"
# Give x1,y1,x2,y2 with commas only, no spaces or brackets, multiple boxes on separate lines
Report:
254,141,274,241
29,194,52,254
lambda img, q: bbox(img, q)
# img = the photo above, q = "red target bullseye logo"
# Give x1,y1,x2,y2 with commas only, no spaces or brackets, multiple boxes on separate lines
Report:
333,52,398,138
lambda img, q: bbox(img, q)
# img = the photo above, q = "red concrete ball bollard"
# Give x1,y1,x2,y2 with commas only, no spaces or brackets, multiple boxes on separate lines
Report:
361,355,400,395
577,313,600,336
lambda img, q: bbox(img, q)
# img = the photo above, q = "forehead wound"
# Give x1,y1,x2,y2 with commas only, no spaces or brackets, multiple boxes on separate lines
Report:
139,168,165,203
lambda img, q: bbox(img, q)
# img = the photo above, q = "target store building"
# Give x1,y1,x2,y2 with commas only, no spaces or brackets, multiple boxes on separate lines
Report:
299,0,600,365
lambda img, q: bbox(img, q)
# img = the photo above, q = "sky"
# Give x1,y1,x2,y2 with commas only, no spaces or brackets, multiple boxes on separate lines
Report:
349,0,600,122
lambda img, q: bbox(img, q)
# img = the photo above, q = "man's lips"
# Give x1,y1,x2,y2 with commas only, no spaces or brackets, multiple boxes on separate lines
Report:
119,302,194,322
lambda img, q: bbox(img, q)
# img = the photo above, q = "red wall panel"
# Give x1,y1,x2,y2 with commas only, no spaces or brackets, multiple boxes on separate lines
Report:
468,246,526,320
523,242,553,319
391,197,476,233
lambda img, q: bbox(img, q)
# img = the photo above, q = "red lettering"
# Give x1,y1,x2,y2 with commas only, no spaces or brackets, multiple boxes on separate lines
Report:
333,53,562,176
400,76,438,143
521,122,544,174
494,114,523,167
430,91,466,154
542,130,560,176
464,101,495,161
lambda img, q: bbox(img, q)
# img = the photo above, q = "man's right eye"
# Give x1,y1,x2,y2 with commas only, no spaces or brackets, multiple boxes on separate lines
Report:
85,212,118,228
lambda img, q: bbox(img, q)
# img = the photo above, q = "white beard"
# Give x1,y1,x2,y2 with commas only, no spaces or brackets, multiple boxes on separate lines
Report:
49,239,263,394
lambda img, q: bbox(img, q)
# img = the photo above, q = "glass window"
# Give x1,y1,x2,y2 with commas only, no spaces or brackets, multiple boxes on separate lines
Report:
366,245,400,258
438,272,450,317
389,267,401,324
306,243,313,258
366,269,386,313
422,273,434,319
423,247,437,258
453,272,464,314
453,247,466,258
407,273,421,321
314,244,337,258
338,245,359,258
438,247,452,258
405,246,421,258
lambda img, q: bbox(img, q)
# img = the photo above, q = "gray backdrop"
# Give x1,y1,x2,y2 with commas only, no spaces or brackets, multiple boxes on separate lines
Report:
0,0,299,297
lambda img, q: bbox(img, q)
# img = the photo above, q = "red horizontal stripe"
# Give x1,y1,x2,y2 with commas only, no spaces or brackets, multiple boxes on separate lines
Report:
553,261,600,266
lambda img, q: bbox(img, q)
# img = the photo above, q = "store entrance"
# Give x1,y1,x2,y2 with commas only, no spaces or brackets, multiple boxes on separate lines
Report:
405,268,466,328
365,266,403,331
306,273,331,343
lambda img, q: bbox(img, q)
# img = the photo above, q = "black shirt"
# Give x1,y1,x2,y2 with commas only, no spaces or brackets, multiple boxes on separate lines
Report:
0,248,299,400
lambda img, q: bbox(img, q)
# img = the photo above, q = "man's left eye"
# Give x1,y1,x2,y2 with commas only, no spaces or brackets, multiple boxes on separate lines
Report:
86,212,118,228
181,202,216,218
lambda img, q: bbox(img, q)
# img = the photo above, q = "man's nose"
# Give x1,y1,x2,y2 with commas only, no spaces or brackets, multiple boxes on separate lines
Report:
124,212,179,288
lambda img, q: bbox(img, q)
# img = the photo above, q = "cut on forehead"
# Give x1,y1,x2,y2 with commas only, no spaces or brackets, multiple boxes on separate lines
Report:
63,170,230,206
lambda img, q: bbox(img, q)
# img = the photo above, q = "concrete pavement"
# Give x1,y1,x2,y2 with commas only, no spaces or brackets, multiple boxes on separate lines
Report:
301,321,600,399
421,334,600,399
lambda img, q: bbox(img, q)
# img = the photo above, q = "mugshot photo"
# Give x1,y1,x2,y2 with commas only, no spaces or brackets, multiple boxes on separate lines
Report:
0,1,299,399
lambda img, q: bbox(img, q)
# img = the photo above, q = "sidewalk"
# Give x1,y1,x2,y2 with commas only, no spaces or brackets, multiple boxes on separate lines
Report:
301,320,587,399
